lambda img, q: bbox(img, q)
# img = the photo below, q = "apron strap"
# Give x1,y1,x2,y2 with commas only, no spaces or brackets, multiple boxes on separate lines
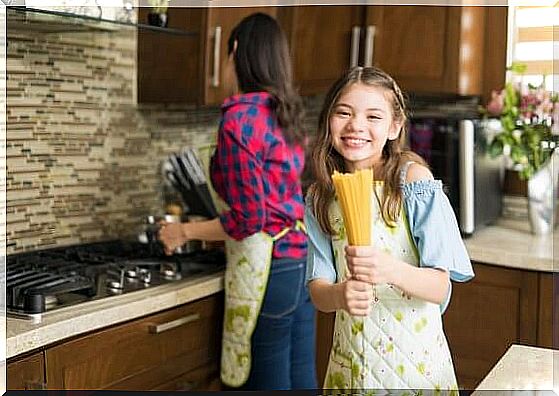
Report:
270,219,307,242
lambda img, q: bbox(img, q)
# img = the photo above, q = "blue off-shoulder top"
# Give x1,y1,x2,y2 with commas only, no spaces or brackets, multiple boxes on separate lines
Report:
304,179,475,314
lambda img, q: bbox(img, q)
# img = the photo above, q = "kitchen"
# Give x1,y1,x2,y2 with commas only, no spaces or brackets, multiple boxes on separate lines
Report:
4,1,558,392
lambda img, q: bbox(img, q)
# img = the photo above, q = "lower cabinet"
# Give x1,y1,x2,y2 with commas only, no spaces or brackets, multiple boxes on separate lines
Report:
8,293,224,391
7,351,46,390
315,263,557,390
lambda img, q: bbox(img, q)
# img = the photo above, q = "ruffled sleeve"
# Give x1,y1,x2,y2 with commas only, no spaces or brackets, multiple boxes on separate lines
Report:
403,180,474,312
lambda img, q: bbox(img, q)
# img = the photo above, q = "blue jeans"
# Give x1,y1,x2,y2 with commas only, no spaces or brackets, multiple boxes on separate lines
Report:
240,258,318,391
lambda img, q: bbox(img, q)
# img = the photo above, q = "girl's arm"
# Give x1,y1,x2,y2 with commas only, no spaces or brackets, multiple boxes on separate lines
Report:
345,246,449,305
308,278,374,316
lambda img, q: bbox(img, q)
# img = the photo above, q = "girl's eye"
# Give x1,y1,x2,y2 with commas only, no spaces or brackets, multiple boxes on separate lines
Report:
367,115,381,121
336,110,351,117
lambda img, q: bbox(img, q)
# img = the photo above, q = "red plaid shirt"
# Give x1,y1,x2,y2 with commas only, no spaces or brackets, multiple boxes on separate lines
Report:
210,92,307,259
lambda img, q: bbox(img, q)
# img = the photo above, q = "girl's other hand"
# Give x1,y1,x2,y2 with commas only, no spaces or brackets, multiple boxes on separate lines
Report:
345,245,403,286
158,221,187,255
339,279,373,316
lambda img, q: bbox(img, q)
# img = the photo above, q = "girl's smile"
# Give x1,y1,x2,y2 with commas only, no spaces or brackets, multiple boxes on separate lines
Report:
330,83,401,171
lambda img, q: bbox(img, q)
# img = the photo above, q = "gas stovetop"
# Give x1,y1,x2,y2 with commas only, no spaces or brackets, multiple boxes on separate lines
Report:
6,240,225,322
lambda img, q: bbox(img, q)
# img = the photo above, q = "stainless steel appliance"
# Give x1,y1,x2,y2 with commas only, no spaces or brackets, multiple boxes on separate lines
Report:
408,94,502,236
6,240,225,323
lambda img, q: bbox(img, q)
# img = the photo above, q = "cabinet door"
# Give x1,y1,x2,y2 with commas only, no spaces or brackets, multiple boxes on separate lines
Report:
443,263,539,390
137,8,205,103
537,272,558,348
46,293,224,390
203,7,277,105
278,6,363,96
7,351,46,390
364,6,456,94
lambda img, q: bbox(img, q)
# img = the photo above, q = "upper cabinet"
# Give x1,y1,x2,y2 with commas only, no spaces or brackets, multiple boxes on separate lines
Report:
279,5,504,97
137,5,506,103
137,7,276,105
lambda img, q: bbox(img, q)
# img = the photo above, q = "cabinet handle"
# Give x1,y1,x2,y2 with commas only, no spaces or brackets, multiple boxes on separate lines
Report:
211,26,222,87
25,381,47,390
148,313,201,334
364,25,376,67
350,25,361,68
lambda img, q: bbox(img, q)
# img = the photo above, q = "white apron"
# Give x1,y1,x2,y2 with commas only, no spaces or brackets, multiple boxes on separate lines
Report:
197,145,304,387
324,181,459,393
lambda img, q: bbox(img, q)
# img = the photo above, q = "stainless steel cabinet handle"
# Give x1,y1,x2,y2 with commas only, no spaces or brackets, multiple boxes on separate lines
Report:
364,25,376,67
211,26,222,88
350,25,361,68
148,313,201,334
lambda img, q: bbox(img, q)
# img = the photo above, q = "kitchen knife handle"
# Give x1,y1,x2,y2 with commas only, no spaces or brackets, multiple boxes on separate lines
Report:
148,313,201,334
350,25,361,68
364,25,376,67
211,26,222,88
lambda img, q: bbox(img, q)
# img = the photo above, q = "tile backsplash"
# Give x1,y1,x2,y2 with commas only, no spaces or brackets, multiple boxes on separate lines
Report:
7,23,321,254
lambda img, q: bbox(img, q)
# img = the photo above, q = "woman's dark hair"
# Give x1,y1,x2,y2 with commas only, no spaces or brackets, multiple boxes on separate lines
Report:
228,13,305,144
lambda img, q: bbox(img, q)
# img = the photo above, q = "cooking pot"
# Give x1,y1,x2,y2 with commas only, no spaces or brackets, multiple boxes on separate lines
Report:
138,215,202,255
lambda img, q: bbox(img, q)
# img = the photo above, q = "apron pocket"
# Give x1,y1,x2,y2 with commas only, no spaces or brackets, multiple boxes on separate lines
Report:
260,261,304,318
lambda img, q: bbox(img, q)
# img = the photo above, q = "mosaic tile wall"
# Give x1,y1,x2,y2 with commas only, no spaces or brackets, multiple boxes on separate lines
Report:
6,22,322,254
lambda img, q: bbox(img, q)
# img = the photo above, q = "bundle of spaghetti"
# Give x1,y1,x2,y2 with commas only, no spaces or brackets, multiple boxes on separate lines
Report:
331,168,373,246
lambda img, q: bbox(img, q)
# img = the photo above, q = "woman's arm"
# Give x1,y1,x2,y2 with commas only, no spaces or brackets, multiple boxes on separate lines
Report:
159,218,228,255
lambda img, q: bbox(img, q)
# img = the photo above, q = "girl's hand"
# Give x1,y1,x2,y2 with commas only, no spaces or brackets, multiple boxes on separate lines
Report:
158,221,187,255
339,279,374,316
345,245,403,286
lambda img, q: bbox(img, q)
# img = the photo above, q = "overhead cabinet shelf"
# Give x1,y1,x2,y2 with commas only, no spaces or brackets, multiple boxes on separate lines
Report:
7,7,198,36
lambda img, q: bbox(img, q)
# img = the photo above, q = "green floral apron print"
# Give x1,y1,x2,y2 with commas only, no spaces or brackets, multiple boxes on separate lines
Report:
325,182,459,393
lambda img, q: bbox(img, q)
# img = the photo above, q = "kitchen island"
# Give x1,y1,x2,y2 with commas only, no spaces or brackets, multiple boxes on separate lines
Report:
473,344,558,394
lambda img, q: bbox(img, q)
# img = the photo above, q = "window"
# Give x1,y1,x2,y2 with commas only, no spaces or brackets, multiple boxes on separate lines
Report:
507,1,557,90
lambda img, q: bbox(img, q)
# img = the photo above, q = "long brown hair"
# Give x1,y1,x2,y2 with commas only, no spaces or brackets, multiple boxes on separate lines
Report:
307,66,427,235
228,13,305,144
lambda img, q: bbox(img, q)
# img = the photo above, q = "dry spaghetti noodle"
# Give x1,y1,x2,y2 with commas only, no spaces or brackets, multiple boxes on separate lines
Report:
331,168,373,246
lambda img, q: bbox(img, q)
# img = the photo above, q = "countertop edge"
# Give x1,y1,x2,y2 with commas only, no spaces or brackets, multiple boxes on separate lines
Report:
6,272,225,359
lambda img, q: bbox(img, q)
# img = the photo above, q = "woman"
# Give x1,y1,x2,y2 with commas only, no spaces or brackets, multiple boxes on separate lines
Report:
158,13,317,391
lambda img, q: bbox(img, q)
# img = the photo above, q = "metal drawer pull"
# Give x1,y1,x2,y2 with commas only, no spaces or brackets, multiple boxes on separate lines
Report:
350,25,361,68
211,26,222,87
364,25,376,67
148,313,201,334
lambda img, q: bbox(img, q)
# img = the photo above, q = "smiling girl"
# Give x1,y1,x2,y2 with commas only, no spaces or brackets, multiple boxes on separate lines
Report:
305,66,474,391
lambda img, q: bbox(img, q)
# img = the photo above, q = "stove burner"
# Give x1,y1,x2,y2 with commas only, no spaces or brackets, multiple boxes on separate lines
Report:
6,240,225,321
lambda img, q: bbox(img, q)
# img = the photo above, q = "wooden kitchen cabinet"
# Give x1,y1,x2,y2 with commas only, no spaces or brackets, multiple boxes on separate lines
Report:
7,351,46,390
45,293,224,390
137,7,276,105
280,5,504,97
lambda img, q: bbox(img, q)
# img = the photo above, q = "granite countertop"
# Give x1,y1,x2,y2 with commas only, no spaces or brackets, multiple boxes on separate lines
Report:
6,271,224,359
473,344,558,394
464,218,557,272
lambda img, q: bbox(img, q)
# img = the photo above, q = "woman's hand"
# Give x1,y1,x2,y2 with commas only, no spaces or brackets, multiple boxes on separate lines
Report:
339,279,374,316
345,245,404,286
158,221,188,255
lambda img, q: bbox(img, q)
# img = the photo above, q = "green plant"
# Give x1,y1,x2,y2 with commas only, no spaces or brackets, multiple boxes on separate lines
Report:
149,0,168,14
485,63,559,180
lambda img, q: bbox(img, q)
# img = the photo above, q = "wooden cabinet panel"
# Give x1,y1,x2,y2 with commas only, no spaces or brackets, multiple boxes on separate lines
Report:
443,263,539,389
202,7,277,105
45,293,223,390
278,6,363,96
137,8,204,103
538,273,558,348
7,352,46,390
315,311,335,387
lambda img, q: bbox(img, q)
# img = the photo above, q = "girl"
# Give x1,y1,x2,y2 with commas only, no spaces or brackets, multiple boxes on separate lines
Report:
159,13,317,391
305,66,474,392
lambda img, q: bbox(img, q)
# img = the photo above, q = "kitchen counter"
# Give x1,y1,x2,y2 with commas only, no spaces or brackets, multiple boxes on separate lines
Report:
473,344,558,394
6,271,224,359
464,218,557,272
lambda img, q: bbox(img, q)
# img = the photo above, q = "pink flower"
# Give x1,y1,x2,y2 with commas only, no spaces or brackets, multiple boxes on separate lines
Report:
486,90,504,116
